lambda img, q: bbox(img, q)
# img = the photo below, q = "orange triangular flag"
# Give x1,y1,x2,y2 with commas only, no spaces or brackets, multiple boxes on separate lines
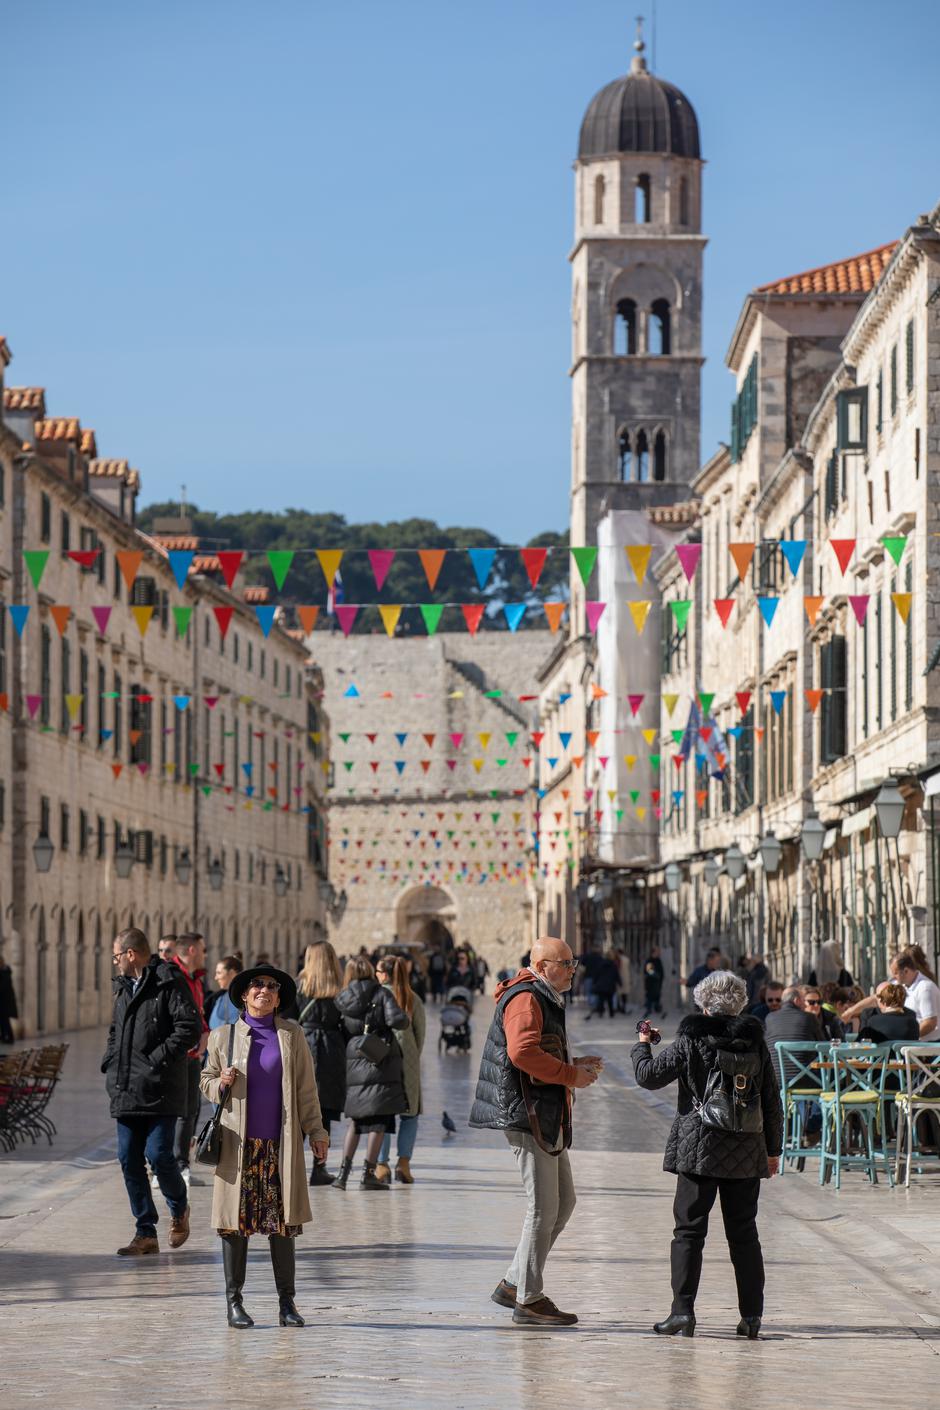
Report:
804,596,824,626
755,728,765,743
378,605,403,638
625,545,652,584
891,592,912,624
729,543,755,581
418,549,446,590
117,550,144,591
50,605,71,636
805,689,824,713
586,730,600,747
132,605,154,636
629,600,651,635
297,606,319,633
695,790,708,808
316,549,343,586
544,602,566,633
129,729,142,746
591,683,607,700
830,539,856,575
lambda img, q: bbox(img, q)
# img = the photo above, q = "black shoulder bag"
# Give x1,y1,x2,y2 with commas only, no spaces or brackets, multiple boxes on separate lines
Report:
195,1023,236,1166
693,1049,763,1135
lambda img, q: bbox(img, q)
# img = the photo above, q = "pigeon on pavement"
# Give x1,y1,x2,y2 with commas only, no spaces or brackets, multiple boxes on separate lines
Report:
442,1111,457,1135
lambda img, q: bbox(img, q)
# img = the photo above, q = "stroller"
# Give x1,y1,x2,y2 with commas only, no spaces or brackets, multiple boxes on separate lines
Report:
439,985,474,1054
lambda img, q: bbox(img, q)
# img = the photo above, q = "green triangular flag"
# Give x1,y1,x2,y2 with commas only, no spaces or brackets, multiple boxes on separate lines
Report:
505,732,518,747
882,535,907,567
629,790,639,804
173,605,193,636
24,550,50,589
570,546,598,586
188,763,199,777
201,785,213,797
616,808,623,820
671,729,684,746
650,753,661,770
699,692,714,715
267,550,294,590
343,761,354,772
670,599,692,631
419,604,444,635
339,732,350,743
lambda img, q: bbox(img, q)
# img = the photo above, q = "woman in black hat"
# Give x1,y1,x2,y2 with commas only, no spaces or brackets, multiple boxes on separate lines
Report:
201,963,329,1329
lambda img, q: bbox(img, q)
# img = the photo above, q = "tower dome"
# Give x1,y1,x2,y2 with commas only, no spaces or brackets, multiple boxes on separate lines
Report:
578,28,700,160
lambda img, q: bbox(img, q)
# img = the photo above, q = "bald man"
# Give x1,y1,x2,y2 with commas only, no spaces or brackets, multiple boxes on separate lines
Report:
470,936,603,1326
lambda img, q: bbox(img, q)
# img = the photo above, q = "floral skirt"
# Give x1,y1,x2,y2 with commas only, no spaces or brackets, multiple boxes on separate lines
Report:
218,1138,301,1239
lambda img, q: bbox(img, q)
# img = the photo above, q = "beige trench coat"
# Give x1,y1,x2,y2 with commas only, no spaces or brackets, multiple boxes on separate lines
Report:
201,1017,328,1231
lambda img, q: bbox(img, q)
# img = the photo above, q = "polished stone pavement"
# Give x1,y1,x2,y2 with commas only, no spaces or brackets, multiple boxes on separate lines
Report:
2,999,940,1410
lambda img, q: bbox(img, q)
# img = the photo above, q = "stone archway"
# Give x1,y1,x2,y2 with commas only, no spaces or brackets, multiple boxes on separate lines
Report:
395,884,458,951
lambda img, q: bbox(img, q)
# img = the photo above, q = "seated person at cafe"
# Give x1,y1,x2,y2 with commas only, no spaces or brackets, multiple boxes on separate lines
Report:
857,982,919,1045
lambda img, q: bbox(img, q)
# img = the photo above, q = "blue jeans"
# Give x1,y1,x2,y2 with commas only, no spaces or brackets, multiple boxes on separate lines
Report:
379,1115,418,1164
117,1115,188,1237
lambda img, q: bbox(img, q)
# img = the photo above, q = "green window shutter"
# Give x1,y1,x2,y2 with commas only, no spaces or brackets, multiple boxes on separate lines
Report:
890,345,898,416
906,319,915,394
905,560,913,711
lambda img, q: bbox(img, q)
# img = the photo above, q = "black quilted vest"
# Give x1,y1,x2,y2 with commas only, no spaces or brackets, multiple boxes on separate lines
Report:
469,979,570,1147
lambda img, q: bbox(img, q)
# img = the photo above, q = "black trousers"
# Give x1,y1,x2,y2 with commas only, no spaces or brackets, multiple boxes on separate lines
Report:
174,1058,202,1168
670,1172,764,1318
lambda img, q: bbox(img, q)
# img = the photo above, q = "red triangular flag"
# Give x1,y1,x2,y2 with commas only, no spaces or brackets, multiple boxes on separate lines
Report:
67,549,100,569
805,689,824,713
714,598,734,628
519,547,548,588
695,789,707,807
217,551,244,589
213,606,234,640
461,604,485,635
830,539,856,576
736,691,752,715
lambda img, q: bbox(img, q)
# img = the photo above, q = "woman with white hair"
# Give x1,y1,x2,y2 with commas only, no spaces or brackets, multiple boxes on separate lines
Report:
632,969,783,1340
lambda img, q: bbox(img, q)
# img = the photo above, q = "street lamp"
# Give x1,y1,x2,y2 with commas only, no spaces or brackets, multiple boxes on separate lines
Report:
725,842,746,882
759,830,782,875
874,778,905,840
332,888,348,922
801,812,826,863
273,864,288,899
703,856,721,888
174,847,193,886
33,832,54,873
664,861,681,893
114,840,135,879
208,858,224,892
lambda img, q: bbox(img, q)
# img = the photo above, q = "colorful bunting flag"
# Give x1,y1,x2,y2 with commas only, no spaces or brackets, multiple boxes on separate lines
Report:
418,549,446,590
297,605,319,633
10,605,30,636
316,549,343,587
882,536,907,567
132,605,154,637
848,594,870,625
803,596,824,627
24,550,50,589
714,598,734,627
365,549,395,590
625,545,652,584
50,605,71,636
520,547,548,588
255,605,276,637
805,689,824,712
570,547,597,586
780,540,807,576
504,603,526,632
335,605,360,637
663,693,678,717
830,539,856,575
172,605,193,636
628,694,644,717
627,600,651,635
468,547,496,590
729,543,755,580
699,692,714,715
585,601,606,632
770,690,787,716
676,543,702,582
379,605,403,637
891,592,912,624
267,550,294,591
67,549,100,570
212,606,233,640
117,550,144,591
420,604,444,635
757,597,779,628
670,600,691,631
167,549,194,589
544,602,566,633
461,603,485,635
736,691,752,715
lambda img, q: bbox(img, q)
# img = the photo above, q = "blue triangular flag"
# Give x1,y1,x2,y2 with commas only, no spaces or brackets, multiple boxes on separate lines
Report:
9,605,29,636
467,547,496,590
394,761,406,774
546,757,559,769
255,605,276,638
343,684,360,698
101,728,113,741
727,726,742,740
173,695,191,711
395,732,408,746
167,550,195,590
672,791,684,804
559,732,572,750
779,540,806,577
246,785,255,798
758,597,780,628
503,603,526,632
241,762,253,777
770,690,787,715
537,789,547,799
559,692,571,704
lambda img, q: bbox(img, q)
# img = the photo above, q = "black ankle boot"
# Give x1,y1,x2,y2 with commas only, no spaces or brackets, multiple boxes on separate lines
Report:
361,1160,390,1190
332,1157,353,1190
736,1316,761,1339
222,1235,254,1329
269,1234,304,1328
309,1160,334,1186
653,1312,695,1337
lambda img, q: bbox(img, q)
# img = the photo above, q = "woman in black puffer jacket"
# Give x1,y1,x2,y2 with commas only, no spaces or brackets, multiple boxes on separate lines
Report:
332,957,408,1190
297,941,348,1186
632,969,783,1341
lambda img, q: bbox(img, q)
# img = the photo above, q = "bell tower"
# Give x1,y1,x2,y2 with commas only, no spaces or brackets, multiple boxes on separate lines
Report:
570,20,705,560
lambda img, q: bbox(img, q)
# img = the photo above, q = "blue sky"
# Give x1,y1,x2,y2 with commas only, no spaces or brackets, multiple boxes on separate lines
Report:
4,0,939,542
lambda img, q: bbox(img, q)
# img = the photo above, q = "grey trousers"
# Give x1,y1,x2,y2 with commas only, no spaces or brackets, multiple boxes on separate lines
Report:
504,1130,576,1305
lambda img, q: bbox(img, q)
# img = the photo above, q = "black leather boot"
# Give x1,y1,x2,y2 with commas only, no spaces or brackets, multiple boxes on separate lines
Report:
222,1235,254,1329
269,1234,304,1327
361,1160,390,1190
736,1317,761,1339
332,1157,353,1190
309,1160,334,1186
653,1312,695,1337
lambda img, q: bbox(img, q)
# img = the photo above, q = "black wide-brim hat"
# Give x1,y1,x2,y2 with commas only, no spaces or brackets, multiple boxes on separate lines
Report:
229,963,297,1014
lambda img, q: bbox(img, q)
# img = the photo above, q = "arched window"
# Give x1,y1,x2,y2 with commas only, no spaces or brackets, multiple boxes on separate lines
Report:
654,430,667,481
635,174,651,224
614,299,637,356
651,299,671,355
593,174,606,225
618,429,632,481
679,176,690,226
635,430,650,482
57,912,67,1030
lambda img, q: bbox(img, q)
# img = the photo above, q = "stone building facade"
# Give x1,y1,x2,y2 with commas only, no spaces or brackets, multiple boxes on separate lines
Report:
315,633,547,970
0,356,330,1037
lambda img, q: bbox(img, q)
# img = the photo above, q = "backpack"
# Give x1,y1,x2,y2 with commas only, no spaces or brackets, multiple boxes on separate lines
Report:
694,1048,763,1135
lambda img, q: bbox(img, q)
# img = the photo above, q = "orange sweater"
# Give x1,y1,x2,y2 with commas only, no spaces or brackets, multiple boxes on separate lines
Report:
500,975,579,1087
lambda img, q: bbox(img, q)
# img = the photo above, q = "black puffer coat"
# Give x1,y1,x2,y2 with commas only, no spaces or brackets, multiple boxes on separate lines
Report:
335,979,408,1120
632,1013,783,1180
101,957,202,1118
298,994,347,1114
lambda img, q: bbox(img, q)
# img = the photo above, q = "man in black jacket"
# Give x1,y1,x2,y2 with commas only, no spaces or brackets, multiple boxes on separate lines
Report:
103,928,202,1256
763,985,823,1084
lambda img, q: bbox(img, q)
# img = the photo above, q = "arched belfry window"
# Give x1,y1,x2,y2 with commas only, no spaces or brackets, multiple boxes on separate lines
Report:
614,299,637,356
593,174,606,225
650,299,671,355
635,174,651,224
653,430,667,481
618,429,632,481
635,430,650,482
679,176,690,227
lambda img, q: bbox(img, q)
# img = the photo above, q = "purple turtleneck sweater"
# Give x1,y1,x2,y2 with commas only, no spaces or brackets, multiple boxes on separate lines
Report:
244,1012,283,1140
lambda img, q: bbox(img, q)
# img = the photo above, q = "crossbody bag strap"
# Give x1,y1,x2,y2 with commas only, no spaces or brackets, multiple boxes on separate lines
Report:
297,996,318,1026
518,1071,568,1157
214,1023,236,1119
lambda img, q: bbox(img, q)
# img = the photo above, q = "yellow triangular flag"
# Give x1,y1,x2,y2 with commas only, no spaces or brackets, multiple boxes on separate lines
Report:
663,693,679,717
65,693,83,721
165,762,176,774
478,733,491,749
607,789,617,801
641,728,657,747
378,605,403,637
131,605,154,637
628,599,652,635
624,755,637,771
626,545,653,584
891,592,912,624
472,759,484,772
636,806,647,821
316,549,343,585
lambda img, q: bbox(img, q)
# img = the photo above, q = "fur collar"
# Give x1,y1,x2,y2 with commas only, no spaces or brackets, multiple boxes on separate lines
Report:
678,1012,765,1049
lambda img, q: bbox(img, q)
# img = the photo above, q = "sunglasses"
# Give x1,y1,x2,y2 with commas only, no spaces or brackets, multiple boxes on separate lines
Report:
766,997,782,1005
804,998,821,1007
547,959,577,971
249,978,280,993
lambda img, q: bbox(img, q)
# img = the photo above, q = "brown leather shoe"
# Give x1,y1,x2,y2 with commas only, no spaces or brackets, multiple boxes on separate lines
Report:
491,1279,517,1308
168,1207,191,1249
512,1296,578,1327
117,1234,159,1257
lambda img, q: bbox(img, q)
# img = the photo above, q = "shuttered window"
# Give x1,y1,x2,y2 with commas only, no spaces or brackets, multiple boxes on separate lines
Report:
906,319,915,394
820,637,847,764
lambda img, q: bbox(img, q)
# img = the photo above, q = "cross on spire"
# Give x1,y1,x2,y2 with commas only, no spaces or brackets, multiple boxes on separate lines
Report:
631,14,648,72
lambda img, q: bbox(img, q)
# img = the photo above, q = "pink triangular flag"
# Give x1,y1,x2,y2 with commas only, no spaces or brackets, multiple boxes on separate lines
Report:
848,594,870,625
585,601,606,632
91,606,112,635
335,605,360,637
367,549,395,591
26,694,42,719
676,543,702,582
628,694,644,716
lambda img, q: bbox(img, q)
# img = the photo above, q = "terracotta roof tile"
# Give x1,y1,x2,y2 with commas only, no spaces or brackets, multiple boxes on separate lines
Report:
4,386,45,413
152,534,199,551
243,586,271,604
35,417,82,443
88,458,130,478
193,554,220,573
756,242,898,297
80,428,98,457
126,469,140,491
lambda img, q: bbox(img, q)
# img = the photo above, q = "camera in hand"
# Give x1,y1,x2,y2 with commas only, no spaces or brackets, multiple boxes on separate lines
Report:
636,1020,662,1045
